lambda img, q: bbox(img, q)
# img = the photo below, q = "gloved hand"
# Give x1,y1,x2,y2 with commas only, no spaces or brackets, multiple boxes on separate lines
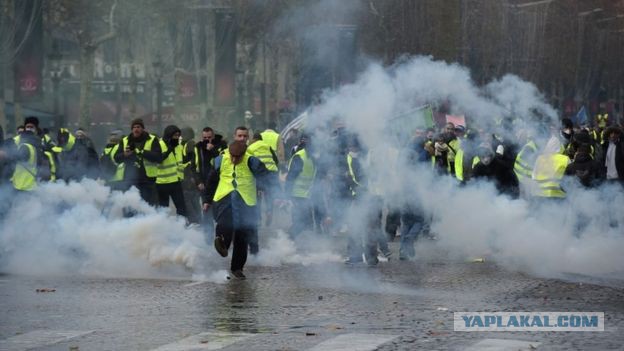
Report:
496,145,504,155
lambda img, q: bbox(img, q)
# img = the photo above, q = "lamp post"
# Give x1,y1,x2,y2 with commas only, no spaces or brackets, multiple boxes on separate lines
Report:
48,40,63,127
153,54,164,134
236,61,245,123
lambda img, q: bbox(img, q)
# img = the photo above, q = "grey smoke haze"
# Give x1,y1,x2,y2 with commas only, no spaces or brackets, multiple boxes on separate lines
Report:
302,55,624,281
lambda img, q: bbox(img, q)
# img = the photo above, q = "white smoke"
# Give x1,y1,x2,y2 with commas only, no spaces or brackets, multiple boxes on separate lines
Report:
0,179,214,278
0,180,347,280
301,55,624,281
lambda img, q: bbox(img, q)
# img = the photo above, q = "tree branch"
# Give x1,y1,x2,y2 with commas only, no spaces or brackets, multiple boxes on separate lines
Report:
92,0,117,46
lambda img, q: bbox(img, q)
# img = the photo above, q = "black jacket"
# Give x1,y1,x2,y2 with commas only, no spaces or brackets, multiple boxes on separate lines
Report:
599,140,624,181
472,155,519,197
194,134,227,185
113,132,163,184
565,153,599,187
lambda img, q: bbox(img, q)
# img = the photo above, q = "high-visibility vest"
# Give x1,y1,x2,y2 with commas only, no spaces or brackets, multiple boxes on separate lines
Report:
596,114,608,129
177,143,191,180
347,153,382,196
565,143,595,159
11,143,37,191
121,134,158,178
106,144,124,182
455,147,480,181
213,151,257,206
288,149,316,198
347,153,361,197
44,150,56,182
247,140,278,171
52,128,76,154
260,130,280,152
514,140,538,182
532,153,569,198
104,144,124,182
156,140,181,184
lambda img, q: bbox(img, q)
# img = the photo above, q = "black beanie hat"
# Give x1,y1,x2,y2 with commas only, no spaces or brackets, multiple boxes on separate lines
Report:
130,118,145,129
24,116,39,127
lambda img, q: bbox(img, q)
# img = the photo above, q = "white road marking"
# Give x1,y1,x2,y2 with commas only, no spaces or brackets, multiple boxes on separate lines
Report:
182,281,208,287
308,333,398,351
151,332,255,351
465,338,542,351
0,330,95,351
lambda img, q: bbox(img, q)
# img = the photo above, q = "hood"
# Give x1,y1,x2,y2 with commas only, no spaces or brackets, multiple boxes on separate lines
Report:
163,125,181,141
574,152,592,164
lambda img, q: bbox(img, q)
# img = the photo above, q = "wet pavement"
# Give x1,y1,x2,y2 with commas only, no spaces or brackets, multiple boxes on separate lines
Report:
1,234,623,351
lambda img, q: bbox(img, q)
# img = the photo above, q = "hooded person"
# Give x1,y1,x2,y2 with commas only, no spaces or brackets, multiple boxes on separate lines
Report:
178,126,201,225
285,133,319,238
154,125,187,219
1,117,42,191
565,144,599,188
100,130,123,187
113,118,164,206
531,134,571,199
54,127,99,181
203,140,270,279
471,142,519,197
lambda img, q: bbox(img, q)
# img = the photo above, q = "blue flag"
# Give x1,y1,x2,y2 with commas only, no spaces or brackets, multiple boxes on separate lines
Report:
575,106,589,126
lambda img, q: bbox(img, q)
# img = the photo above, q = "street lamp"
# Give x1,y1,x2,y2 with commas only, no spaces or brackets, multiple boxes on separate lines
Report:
48,40,63,127
236,61,245,123
153,54,164,135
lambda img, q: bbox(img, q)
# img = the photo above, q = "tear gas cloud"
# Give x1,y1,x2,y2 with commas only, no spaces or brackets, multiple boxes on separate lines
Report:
1,0,621,286
304,55,624,281
0,180,338,281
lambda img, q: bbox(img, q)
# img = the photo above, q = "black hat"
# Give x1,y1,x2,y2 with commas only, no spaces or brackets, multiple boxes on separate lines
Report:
130,118,145,129
24,116,39,127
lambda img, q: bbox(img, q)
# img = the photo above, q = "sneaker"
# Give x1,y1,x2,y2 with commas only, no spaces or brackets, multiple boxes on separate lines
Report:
231,270,246,280
344,257,364,265
214,236,228,257
380,249,392,260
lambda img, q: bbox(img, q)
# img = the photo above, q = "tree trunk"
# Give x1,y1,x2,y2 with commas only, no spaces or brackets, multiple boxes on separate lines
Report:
79,46,95,130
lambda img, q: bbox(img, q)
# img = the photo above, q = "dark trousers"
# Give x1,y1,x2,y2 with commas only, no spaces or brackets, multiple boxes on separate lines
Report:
347,195,386,262
136,182,158,206
290,197,313,237
385,207,401,241
215,206,251,272
119,181,158,207
156,181,187,218
183,187,201,224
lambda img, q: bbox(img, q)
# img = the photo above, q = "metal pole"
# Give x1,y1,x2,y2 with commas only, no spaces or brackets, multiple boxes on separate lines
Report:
156,79,163,135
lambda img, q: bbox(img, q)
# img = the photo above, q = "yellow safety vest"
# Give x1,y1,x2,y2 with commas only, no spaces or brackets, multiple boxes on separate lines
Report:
11,143,37,191
455,148,480,181
121,134,158,178
44,150,56,182
260,130,280,152
514,140,538,182
532,154,569,198
596,114,608,129
288,149,316,198
447,138,461,174
347,153,360,197
156,140,181,184
247,140,278,171
213,151,257,206
107,144,124,182
177,143,191,180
